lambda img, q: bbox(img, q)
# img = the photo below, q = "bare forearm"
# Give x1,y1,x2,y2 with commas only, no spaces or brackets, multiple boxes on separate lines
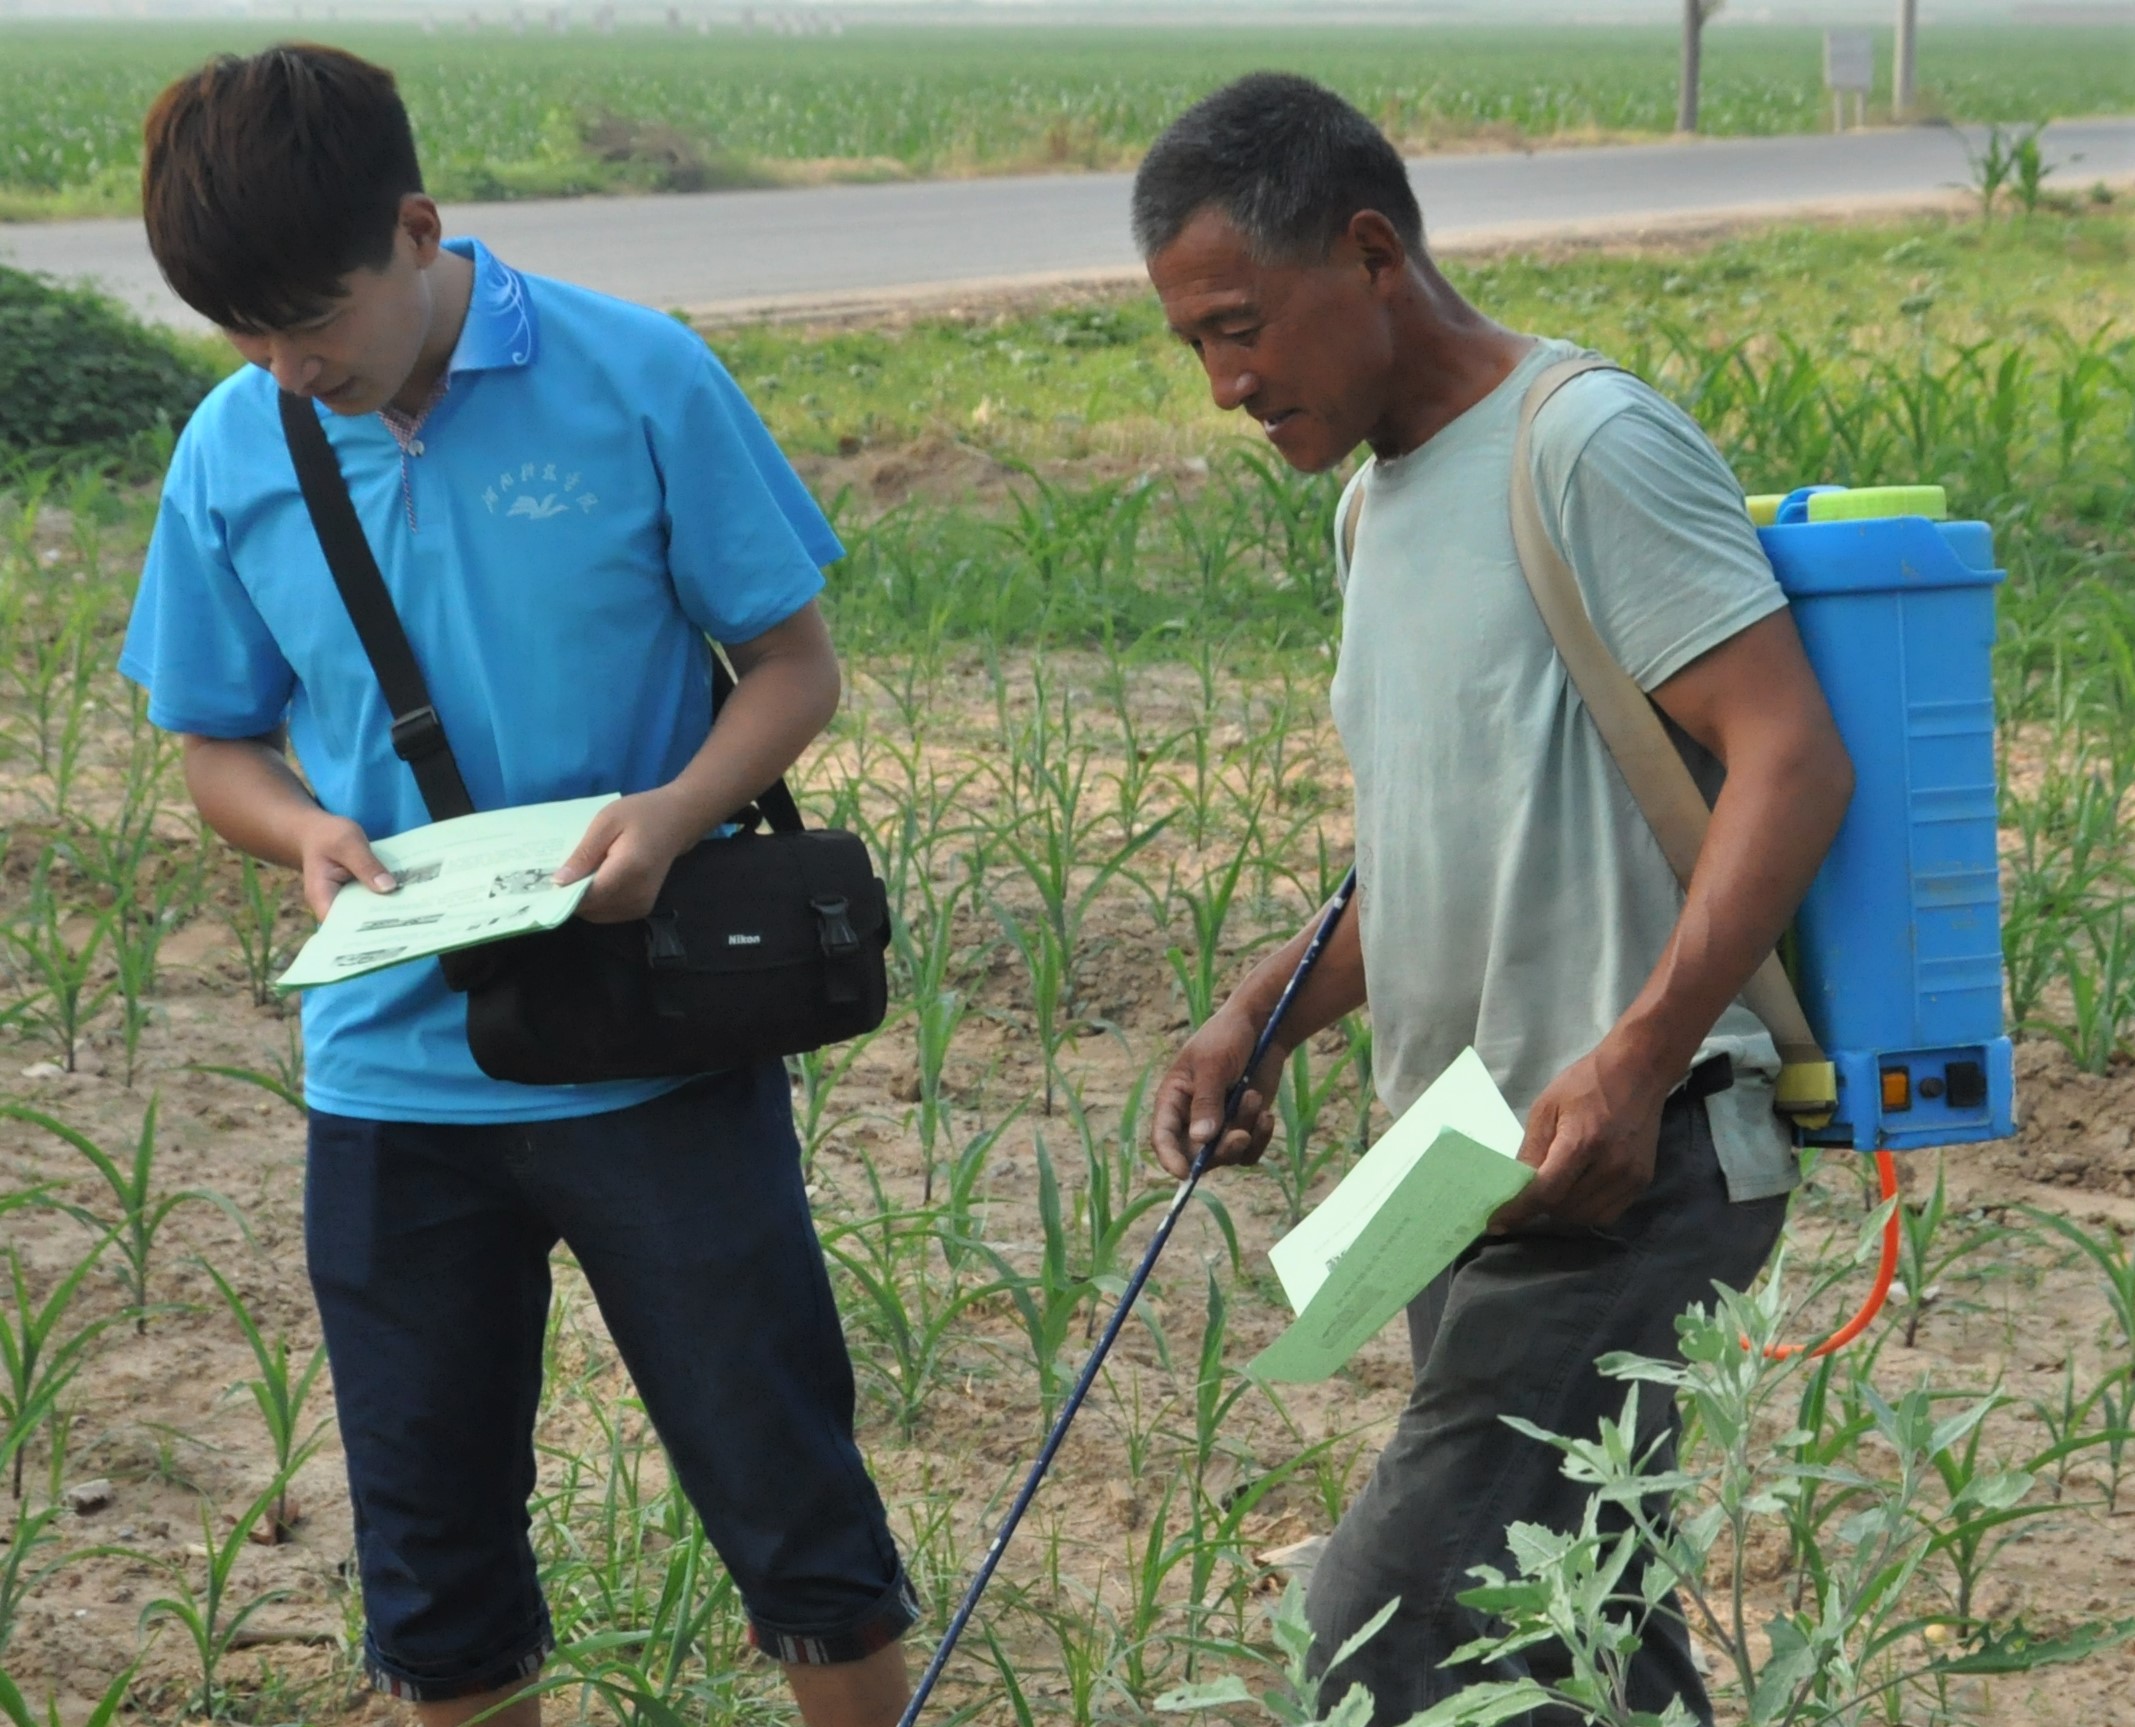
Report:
1151,878,1369,1176
1218,883,1368,1053
660,647,840,835
182,733,396,919
181,734,333,868
1612,733,1850,1079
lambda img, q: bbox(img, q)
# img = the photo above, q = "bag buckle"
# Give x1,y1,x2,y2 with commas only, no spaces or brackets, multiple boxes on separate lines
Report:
645,910,688,970
390,705,448,763
811,895,859,957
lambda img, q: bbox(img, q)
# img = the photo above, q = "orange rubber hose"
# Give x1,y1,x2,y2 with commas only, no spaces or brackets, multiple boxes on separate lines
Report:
1762,1149,1902,1361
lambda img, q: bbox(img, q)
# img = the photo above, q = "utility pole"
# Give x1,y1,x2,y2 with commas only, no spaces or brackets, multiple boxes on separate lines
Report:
1894,0,1919,119
1678,0,1726,134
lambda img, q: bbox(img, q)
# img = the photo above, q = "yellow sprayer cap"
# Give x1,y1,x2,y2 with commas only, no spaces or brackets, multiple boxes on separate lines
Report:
1805,486,1949,523
1745,494,1785,527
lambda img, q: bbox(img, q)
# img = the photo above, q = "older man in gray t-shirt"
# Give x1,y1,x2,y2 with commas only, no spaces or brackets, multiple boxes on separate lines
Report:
1135,77,1854,1727
1332,335,1802,1207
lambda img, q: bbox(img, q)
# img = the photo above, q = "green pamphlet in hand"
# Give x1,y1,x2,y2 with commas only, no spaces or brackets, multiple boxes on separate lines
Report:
274,793,618,993
1250,1048,1534,1383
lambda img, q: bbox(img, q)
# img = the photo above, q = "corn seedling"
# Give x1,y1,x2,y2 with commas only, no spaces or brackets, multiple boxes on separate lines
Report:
1998,762,2130,1033
980,1624,1043,1727
1036,1579,1134,1727
201,1262,329,1544
0,1387,73,1659
1164,813,1268,1032
2052,896,2135,1073
1265,1039,1359,1228
5,590,97,820
821,1184,1005,1438
994,900,1073,1116
996,461,1155,626
3,1098,247,1334
1097,1361,1173,1486
138,1453,318,1718
1892,1157,2017,1346
223,851,296,1009
0,1663,134,1727
987,1138,1086,1429
1226,444,1346,610
1113,1474,1205,1701
788,1030,875,1174
0,1234,117,1499
2021,1203,2135,1508
2,850,114,1072
1780,1352,1879,1610
1952,120,2047,221
1180,1272,1256,1496
187,1043,309,1115
895,871,975,1198
993,716,1171,997
1166,470,1251,616
1059,1074,1187,1327
1918,1389,2049,1628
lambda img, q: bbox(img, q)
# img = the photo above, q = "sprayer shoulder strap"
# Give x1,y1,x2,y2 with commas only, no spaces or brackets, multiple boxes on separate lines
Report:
1508,357,1833,1104
1340,470,1369,571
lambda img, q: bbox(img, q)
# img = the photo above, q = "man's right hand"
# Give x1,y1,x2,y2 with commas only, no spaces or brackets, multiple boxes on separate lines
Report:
296,811,396,921
1150,1006,1287,1181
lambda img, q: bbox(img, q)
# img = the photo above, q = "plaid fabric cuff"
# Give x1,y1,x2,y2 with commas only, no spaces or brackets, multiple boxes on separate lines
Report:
749,1570,922,1667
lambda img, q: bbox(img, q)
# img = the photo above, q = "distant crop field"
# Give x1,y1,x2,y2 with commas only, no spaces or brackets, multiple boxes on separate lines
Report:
1,21,2130,218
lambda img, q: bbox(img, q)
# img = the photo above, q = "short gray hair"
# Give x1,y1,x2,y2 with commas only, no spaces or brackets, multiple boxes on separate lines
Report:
1130,73,1423,262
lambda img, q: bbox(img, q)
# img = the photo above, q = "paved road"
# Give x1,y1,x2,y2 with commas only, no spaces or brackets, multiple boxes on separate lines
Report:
6,119,2131,329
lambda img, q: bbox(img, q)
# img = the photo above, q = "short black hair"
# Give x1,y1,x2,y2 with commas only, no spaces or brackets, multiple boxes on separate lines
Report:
142,44,423,333
1130,73,1423,263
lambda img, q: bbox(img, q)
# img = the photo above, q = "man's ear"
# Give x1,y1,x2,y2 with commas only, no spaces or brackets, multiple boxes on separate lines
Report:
1347,210,1410,290
399,193,445,266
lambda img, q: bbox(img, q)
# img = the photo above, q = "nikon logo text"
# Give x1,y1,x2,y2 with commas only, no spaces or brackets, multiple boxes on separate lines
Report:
726,933,763,947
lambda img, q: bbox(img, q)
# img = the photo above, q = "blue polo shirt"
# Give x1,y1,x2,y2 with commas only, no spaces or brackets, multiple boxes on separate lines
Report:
120,239,838,1123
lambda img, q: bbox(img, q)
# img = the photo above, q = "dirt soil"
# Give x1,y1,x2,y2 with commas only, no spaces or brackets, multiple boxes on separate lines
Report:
4,669,2135,1725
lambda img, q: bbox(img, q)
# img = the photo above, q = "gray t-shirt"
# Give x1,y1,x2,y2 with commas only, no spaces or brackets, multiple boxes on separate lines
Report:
1330,338,1799,1203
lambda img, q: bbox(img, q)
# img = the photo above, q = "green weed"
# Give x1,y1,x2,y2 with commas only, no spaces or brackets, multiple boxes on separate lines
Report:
3,1098,247,1334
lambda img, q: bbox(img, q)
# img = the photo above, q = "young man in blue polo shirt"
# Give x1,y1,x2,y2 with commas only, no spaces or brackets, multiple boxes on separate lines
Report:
122,45,915,1724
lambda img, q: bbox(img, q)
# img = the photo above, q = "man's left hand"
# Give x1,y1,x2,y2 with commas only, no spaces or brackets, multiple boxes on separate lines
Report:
1489,1042,1674,1233
553,789,706,923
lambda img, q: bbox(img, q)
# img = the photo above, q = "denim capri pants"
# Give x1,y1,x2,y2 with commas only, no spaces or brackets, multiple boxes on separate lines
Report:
305,1062,919,1702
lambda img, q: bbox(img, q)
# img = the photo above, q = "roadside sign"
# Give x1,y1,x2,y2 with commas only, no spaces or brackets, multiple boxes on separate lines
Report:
1824,28,1874,131
1825,29,1874,93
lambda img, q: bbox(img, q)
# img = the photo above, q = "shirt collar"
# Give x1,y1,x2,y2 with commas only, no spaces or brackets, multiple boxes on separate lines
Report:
440,236,538,376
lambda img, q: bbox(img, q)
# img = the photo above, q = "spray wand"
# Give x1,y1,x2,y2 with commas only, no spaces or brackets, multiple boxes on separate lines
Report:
893,867,1359,1727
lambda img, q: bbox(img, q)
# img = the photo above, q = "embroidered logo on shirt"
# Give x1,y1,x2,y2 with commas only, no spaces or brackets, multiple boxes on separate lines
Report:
483,462,598,518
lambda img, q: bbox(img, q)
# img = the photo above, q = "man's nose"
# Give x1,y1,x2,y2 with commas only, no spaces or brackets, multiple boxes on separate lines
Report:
1208,361,1258,414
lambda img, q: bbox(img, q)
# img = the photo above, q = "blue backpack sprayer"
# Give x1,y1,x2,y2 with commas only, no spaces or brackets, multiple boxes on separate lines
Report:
895,384,2017,1722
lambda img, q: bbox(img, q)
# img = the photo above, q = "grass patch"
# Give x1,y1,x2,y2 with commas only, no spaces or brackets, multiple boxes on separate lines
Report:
709,203,2135,475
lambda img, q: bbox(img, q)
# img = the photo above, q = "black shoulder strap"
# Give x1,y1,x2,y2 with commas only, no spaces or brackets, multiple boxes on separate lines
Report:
279,391,477,822
281,390,809,839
